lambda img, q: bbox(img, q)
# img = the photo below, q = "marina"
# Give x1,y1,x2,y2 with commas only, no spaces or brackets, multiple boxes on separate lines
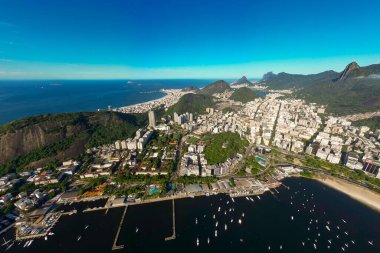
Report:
1,177,379,253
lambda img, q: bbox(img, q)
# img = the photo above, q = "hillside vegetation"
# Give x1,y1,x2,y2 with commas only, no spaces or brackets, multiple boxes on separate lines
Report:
197,80,232,95
260,62,380,115
0,112,147,174
230,87,261,103
204,132,248,165
166,93,215,115
352,117,380,131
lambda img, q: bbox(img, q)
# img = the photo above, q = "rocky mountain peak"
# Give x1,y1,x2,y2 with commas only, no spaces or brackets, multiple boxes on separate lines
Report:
338,61,360,81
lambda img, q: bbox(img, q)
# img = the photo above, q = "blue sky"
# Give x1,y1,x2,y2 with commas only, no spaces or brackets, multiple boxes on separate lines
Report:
0,0,380,79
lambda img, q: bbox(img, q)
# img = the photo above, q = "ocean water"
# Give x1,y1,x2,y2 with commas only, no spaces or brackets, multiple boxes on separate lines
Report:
3,178,380,253
0,79,216,125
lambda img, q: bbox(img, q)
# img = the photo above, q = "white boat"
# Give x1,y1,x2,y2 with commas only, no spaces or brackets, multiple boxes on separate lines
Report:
29,240,33,246
207,238,210,244
245,197,249,200
257,196,261,200
136,227,139,233
231,198,235,203
302,242,305,246
195,218,198,224
218,207,221,212
215,222,218,227
230,219,233,223
280,245,282,250
213,214,216,219
291,216,294,220
224,224,227,231
238,219,242,224
44,236,48,240
313,243,317,249
77,235,82,241
351,240,355,244
344,243,349,247
23,241,28,248
342,219,347,223
85,225,89,230
196,238,199,246
344,231,348,235
326,225,330,231
268,246,271,250
368,241,374,246
328,240,332,244
215,230,218,237
341,247,345,251
242,213,245,217
224,211,226,215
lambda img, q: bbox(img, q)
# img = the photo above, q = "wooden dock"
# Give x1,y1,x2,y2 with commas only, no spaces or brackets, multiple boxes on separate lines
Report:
164,199,176,241
112,205,128,250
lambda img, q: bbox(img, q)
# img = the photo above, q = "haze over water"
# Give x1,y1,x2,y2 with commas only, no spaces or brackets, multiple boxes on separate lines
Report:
3,178,379,253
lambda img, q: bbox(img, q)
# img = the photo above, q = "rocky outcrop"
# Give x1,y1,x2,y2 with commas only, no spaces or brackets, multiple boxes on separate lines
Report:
0,116,87,165
338,61,360,81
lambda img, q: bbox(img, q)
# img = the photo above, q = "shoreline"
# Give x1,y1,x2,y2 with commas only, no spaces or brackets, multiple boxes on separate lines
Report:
314,175,380,212
117,89,169,110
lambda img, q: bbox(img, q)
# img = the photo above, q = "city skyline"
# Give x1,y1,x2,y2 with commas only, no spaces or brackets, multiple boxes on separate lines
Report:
1,0,380,79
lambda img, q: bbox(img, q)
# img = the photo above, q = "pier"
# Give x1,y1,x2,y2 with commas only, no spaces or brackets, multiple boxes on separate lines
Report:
165,199,176,241
112,205,128,251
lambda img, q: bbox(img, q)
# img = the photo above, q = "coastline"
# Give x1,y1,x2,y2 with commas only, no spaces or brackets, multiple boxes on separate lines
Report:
117,90,169,110
314,175,380,212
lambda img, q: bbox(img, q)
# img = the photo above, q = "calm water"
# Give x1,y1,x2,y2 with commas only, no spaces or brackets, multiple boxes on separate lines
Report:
3,178,380,252
0,79,216,125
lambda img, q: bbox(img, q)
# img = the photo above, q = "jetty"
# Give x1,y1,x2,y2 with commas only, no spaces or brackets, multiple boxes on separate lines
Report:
112,205,128,250
165,199,176,241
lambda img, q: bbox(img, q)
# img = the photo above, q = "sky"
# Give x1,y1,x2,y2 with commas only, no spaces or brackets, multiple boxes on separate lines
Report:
0,0,380,79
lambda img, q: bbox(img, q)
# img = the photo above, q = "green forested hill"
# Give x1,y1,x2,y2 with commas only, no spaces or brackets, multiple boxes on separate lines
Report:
260,62,380,115
197,80,232,95
166,93,215,115
230,87,262,103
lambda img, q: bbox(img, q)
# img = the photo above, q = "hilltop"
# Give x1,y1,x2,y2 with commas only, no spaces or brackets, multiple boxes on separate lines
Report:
166,93,215,115
231,76,253,86
230,87,262,103
197,80,232,95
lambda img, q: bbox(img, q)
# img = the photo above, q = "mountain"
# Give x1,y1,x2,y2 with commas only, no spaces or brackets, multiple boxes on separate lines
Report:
259,70,340,89
0,112,147,174
337,61,360,81
230,87,262,103
232,76,253,86
166,93,215,115
197,80,232,95
260,62,380,115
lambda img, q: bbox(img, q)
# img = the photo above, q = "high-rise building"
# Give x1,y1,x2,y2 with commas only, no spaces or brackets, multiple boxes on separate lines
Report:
148,110,156,128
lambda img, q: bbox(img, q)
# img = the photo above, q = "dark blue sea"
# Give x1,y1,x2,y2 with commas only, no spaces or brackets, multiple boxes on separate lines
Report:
2,178,380,253
0,79,220,125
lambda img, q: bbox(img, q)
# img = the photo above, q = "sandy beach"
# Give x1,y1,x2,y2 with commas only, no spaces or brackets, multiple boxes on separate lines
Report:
315,175,380,212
